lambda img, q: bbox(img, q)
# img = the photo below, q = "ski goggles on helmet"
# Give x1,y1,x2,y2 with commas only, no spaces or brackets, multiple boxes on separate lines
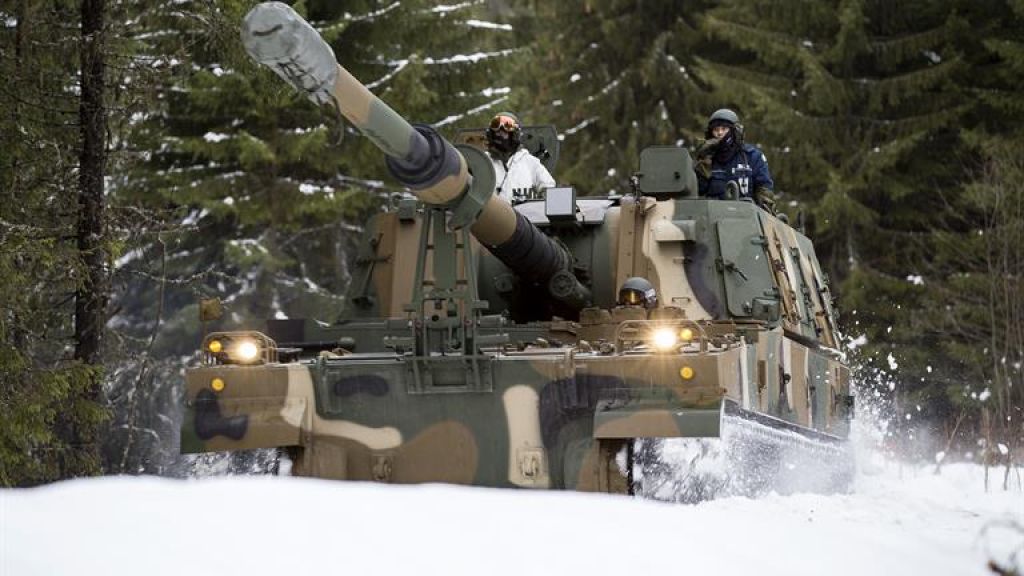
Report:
489,114,520,132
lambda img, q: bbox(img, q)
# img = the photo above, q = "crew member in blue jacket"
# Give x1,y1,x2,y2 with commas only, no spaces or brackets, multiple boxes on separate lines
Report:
694,108,776,211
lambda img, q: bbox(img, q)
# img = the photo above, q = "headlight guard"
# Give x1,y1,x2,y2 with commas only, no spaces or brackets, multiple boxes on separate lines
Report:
202,331,279,365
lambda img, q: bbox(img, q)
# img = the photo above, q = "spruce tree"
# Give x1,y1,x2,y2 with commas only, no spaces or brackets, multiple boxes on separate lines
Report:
696,0,966,415
509,0,714,194
926,142,1024,463
0,0,110,484
953,0,1024,139
918,0,1024,453
698,0,963,275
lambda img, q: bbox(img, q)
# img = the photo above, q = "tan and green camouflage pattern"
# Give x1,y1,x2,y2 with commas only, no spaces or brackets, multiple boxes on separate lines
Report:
185,2,853,493
182,192,851,492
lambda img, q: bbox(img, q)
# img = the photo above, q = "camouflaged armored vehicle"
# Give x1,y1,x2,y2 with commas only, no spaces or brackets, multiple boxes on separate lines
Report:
180,2,854,498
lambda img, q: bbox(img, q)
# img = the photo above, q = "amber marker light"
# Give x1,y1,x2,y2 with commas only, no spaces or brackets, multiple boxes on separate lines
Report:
679,327,694,342
680,366,695,380
211,377,226,392
208,339,223,353
651,327,678,351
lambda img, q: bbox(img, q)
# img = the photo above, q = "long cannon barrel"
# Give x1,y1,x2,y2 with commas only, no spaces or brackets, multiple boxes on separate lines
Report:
241,2,590,309
240,2,467,207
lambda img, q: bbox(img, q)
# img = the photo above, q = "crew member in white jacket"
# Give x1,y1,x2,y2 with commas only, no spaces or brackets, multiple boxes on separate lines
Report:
486,112,555,204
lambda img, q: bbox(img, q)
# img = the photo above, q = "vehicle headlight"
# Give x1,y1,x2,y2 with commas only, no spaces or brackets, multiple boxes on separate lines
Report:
231,339,261,364
679,327,694,342
201,331,277,366
651,327,678,352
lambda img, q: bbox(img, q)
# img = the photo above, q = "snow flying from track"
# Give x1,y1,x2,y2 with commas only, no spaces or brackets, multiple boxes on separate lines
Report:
2,456,1022,576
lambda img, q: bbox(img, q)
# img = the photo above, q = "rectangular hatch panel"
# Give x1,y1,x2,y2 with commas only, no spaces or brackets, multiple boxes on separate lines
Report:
716,219,773,317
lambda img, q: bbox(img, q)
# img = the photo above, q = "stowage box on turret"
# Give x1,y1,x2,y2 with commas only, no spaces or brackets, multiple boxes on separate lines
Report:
180,2,854,497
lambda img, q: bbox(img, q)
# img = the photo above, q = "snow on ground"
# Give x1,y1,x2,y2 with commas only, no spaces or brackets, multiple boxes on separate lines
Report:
2,460,1021,576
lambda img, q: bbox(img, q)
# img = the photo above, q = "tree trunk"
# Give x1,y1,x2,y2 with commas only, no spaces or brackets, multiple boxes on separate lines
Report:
70,0,108,475
75,0,107,368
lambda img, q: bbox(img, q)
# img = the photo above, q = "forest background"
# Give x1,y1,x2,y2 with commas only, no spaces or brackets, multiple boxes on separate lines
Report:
1,0,1021,485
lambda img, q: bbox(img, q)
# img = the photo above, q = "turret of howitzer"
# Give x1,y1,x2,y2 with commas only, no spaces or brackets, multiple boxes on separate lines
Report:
241,2,590,312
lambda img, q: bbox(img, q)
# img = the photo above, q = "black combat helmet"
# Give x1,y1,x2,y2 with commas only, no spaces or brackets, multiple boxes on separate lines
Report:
705,108,740,138
486,111,522,154
618,277,658,309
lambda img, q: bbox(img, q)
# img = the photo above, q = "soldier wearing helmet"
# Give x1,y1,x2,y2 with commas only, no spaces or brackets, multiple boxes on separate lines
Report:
694,108,776,211
486,112,556,204
618,277,658,310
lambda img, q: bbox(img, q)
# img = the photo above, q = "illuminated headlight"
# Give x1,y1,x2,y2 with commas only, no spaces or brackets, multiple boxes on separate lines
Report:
201,331,277,366
679,328,694,342
231,339,261,364
651,327,678,351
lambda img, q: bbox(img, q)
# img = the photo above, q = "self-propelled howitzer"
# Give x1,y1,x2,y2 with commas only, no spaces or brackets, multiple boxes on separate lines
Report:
180,2,854,498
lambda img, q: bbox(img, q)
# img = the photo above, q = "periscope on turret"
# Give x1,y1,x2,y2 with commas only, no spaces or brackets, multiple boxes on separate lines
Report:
178,2,855,499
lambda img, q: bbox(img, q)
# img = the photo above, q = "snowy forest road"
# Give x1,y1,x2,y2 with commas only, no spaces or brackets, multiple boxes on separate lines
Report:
2,460,1021,576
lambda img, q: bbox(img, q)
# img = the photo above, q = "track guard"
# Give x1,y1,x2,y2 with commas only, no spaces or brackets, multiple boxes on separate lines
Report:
592,397,725,439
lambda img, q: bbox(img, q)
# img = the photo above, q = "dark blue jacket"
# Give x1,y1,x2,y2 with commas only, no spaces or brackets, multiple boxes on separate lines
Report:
698,143,774,200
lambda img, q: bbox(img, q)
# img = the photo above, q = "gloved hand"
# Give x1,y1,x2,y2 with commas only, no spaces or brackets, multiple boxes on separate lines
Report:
754,186,777,213
695,155,712,179
695,137,721,159
694,138,719,180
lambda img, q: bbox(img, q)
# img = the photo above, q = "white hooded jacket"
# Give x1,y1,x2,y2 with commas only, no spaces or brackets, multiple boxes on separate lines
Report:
491,148,556,203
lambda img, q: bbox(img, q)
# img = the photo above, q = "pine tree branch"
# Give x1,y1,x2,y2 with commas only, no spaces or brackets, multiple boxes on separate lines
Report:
860,58,961,110
694,57,795,93
867,26,949,69
703,13,805,67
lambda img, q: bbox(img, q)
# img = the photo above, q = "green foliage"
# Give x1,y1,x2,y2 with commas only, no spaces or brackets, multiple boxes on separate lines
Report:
118,0,518,330
0,357,106,486
925,141,1024,437
0,232,108,485
0,0,113,484
952,0,1024,137
512,0,715,194
698,0,964,280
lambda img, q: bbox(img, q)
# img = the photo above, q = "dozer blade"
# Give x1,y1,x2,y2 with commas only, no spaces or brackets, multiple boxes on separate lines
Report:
630,400,854,503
